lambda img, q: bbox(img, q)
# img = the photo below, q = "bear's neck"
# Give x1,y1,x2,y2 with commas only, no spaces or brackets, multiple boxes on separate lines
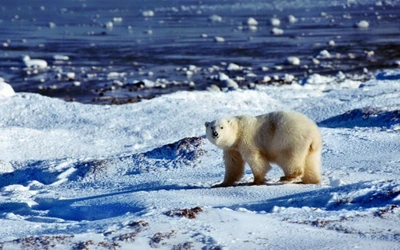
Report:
228,121,243,150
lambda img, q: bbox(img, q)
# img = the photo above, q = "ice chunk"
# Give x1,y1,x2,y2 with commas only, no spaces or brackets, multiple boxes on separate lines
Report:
209,15,222,22
288,15,298,23
247,17,258,26
284,56,301,66
355,20,369,28
270,17,281,26
315,50,331,59
21,55,48,69
271,27,284,35
142,10,154,17
227,63,242,71
214,36,225,43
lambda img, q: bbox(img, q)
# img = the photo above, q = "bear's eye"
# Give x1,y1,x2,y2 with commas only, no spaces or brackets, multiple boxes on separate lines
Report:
220,127,224,129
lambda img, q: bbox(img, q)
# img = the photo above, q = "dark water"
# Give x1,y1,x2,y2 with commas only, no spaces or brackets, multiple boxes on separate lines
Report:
0,0,399,104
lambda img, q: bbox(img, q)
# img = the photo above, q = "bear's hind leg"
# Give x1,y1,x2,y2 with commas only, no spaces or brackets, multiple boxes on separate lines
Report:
277,149,307,183
301,144,322,184
212,150,245,188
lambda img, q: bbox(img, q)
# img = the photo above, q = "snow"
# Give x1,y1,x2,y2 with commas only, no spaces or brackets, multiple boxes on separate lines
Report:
0,79,15,99
0,70,400,249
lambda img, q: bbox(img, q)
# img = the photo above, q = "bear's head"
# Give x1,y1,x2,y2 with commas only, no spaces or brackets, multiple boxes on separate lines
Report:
205,118,237,149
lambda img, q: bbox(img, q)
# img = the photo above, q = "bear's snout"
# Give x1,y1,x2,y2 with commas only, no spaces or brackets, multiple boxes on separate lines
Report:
213,131,219,138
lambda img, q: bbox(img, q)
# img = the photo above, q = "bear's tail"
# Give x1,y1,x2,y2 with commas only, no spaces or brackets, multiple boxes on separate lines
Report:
302,139,322,184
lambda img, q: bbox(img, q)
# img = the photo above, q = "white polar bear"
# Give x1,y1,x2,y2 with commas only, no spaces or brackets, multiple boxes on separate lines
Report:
205,111,322,187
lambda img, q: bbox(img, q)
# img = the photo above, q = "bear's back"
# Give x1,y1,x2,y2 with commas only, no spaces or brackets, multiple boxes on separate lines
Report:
255,111,320,154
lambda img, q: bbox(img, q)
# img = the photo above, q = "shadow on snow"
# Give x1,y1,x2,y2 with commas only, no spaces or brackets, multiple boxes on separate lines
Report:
225,180,400,213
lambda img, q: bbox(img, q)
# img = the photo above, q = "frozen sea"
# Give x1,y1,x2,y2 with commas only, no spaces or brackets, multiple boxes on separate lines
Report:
0,0,399,104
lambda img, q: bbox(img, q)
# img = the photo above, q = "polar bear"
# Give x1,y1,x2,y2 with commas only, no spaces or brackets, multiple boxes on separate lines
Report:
205,111,322,187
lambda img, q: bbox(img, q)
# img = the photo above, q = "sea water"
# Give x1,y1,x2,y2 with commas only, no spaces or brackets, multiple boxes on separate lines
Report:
0,0,399,104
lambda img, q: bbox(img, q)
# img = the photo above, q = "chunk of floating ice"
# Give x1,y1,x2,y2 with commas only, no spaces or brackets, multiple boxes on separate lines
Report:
270,17,281,26
214,36,225,43
113,80,124,86
312,58,320,65
315,50,331,59
107,72,126,80
21,55,48,69
247,17,258,26
142,79,155,88
53,55,69,61
49,22,56,28
288,15,298,23
104,21,113,29
218,72,230,81
142,10,154,17
262,76,271,82
248,25,257,31
209,14,222,22
246,72,257,78
271,27,284,35
207,84,220,92
226,63,242,71
221,78,239,89
0,81,15,98
201,34,208,38
284,74,295,82
364,50,374,57
185,71,193,78
64,72,75,80
355,20,369,28
188,65,198,72
328,40,335,46
113,17,123,23
284,56,301,66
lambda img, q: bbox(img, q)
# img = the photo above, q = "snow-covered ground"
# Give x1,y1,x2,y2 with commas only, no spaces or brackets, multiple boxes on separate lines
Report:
0,70,399,249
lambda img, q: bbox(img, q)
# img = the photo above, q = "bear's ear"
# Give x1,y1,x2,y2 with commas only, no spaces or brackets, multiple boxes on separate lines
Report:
205,122,210,127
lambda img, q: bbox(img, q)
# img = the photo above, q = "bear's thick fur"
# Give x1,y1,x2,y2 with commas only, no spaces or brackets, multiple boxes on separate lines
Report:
205,111,322,187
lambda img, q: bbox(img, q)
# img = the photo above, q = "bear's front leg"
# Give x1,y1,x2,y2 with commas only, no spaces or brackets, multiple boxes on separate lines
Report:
243,151,271,185
212,150,245,188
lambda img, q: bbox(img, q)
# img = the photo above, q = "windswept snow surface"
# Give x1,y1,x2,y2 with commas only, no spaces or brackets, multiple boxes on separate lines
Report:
0,70,400,249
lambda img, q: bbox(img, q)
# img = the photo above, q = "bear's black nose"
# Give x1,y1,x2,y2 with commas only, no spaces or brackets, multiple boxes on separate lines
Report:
213,131,218,137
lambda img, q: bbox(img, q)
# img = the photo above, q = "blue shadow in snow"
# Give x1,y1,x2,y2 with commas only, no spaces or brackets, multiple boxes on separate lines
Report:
31,182,203,221
224,181,400,213
0,160,61,188
318,108,400,128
